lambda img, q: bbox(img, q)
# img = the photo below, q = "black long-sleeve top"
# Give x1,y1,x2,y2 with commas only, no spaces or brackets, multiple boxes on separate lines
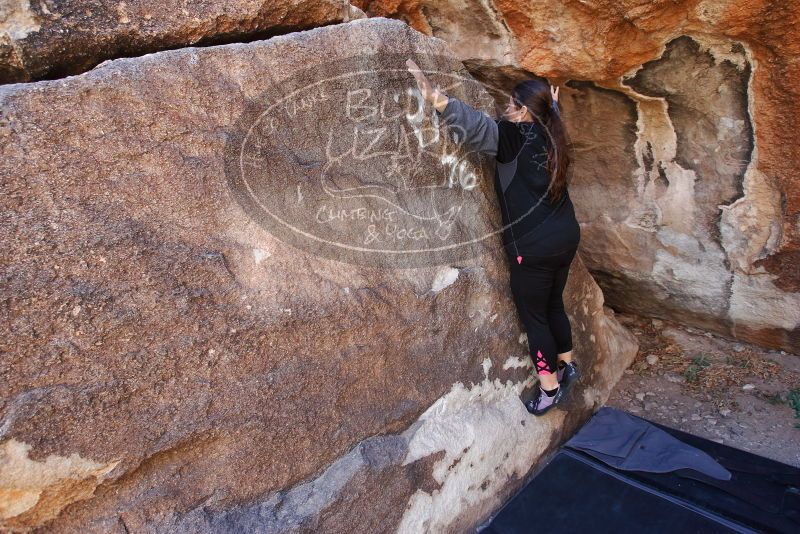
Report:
436,97,580,262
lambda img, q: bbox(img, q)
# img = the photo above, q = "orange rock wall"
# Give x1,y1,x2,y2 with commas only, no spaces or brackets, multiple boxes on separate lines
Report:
356,0,800,351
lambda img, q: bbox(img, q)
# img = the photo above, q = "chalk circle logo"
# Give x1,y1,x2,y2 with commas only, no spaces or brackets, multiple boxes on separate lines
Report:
224,53,519,268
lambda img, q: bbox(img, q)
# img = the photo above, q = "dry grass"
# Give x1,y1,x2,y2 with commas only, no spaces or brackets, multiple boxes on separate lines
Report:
686,350,780,392
620,314,797,398
623,315,687,374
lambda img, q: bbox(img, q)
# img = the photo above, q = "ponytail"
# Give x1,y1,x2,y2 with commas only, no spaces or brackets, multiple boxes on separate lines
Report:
512,80,571,204
542,99,569,203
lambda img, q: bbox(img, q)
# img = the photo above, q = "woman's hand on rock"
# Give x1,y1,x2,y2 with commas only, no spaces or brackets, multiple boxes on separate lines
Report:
406,59,448,111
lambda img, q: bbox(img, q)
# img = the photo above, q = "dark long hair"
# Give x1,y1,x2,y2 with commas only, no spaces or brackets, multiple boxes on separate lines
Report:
511,79,570,203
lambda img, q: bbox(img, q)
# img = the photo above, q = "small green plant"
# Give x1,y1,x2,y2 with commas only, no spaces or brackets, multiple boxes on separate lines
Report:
684,365,700,383
766,392,785,405
692,353,712,367
788,388,800,418
684,353,711,383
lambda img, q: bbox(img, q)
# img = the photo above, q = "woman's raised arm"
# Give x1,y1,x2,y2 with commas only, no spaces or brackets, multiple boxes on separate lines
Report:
434,96,499,157
406,59,498,157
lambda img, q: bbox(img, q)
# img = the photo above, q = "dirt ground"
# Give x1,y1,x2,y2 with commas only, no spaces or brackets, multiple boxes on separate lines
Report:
602,312,800,468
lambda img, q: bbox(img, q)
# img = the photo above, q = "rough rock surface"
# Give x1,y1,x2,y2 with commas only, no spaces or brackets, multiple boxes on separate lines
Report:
0,17,636,532
0,0,352,84
354,0,800,352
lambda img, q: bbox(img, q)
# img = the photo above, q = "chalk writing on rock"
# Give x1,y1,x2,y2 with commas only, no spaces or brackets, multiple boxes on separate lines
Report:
223,53,505,267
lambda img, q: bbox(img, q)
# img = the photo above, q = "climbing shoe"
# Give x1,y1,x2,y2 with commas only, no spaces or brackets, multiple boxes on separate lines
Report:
557,360,580,395
524,383,564,416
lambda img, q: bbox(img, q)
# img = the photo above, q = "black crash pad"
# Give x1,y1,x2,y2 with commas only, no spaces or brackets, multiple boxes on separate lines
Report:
480,408,800,534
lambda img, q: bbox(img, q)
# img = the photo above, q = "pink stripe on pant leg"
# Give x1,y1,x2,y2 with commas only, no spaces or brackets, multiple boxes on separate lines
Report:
534,349,553,374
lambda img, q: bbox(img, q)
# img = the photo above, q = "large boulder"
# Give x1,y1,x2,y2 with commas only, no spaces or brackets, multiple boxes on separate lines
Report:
355,0,800,352
0,17,636,532
0,0,357,84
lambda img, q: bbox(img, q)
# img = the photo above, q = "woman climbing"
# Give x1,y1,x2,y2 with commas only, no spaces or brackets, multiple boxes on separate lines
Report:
406,59,581,416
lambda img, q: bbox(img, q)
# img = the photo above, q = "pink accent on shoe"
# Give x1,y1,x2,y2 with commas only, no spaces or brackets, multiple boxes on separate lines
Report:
517,255,523,264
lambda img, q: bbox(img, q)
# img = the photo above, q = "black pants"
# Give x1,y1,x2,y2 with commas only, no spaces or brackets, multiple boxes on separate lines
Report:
508,245,578,376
